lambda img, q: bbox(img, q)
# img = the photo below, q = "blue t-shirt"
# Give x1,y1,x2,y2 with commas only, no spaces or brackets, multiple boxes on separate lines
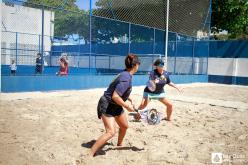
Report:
104,71,132,103
144,69,171,94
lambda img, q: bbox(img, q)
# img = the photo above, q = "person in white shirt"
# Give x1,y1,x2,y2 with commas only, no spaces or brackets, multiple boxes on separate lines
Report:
10,59,17,76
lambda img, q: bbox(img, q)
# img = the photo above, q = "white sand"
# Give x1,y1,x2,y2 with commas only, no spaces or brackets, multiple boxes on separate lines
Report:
0,83,248,165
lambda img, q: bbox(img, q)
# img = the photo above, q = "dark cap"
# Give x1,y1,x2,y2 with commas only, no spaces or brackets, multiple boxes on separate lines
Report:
153,59,164,67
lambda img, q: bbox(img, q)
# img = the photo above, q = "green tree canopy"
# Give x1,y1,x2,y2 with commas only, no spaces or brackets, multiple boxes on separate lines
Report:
211,0,248,39
25,0,79,11
25,0,90,42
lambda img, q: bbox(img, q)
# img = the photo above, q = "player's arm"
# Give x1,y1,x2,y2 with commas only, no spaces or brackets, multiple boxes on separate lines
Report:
127,97,133,104
168,82,182,92
112,91,135,112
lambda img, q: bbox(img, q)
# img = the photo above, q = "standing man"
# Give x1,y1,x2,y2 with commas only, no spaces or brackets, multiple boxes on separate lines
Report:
35,53,43,74
10,59,17,76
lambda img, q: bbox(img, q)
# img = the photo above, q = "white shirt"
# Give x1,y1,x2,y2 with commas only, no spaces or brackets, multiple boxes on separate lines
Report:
10,63,17,71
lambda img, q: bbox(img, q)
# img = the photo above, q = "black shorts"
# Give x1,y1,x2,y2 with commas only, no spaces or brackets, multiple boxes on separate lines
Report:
97,96,124,119
35,66,42,74
11,70,16,74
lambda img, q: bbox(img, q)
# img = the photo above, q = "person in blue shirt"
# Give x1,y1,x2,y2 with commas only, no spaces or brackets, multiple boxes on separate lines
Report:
138,59,182,121
90,54,140,157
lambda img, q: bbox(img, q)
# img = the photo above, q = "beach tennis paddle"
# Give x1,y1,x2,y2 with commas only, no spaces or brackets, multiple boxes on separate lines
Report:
146,80,156,92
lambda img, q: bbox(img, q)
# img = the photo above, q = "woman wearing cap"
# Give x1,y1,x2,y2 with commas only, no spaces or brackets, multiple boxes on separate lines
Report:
90,54,140,156
138,59,182,121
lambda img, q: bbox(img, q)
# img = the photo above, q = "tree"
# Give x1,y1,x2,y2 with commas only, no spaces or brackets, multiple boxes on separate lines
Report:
211,0,248,39
54,11,89,42
25,0,79,11
25,0,90,42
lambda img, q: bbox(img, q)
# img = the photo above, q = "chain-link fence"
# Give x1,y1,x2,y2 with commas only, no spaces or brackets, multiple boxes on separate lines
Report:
1,0,210,75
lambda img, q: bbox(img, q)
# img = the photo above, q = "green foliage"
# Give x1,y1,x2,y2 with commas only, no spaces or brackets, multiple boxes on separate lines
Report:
26,0,89,41
54,11,89,41
212,0,248,39
91,17,129,43
24,0,248,41
26,0,79,11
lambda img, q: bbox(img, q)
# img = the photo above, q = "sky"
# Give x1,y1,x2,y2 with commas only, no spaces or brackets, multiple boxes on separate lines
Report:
7,0,95,11
75,0,97,11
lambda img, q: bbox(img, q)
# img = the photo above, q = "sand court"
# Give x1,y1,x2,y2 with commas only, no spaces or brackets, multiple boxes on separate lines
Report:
0,83,248,165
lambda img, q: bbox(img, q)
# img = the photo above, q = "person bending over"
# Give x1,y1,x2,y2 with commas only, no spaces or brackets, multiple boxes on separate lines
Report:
90,54,140,156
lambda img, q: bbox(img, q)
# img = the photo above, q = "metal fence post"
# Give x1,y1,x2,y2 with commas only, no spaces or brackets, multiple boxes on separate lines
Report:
109,56,111,71
174,33,177,74
128,23,131,54
153,28,156,55
89,0,92,73
206,40,209,75
78,37,80,68
206,0,212,77
16,32,18,65
38,34,41,53
232,58,237,85
192,39,195,74
41,6,44,73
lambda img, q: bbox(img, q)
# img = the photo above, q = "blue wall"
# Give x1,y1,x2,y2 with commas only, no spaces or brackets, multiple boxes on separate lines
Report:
208,75,248,86
209,40,248,58
1,75,208,92
1,65,98,76
2,40,248,92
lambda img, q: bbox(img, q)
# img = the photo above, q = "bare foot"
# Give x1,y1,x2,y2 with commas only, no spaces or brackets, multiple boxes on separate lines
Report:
80,152,93,157
78,152,94,164
162,117,171,121
134,113,141,120
89,152,94,157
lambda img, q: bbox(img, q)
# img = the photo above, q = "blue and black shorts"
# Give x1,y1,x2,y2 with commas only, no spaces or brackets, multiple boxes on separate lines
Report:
97,96,124,119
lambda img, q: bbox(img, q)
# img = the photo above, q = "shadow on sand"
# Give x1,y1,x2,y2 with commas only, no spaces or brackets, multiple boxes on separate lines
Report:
81,140,144,156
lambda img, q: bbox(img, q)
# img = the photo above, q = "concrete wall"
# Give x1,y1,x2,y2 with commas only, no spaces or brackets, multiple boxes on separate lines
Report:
1,3,54,65
0,3,2,92
208,58,248,85
51,55,157,72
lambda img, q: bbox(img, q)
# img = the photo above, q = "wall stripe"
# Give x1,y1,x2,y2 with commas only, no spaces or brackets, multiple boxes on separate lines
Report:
1,75,208,92
208,75,248,85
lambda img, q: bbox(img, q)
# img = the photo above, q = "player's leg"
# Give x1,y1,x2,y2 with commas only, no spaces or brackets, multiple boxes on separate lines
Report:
138,97,150,110
115,112,128,146
90,114,116,156
134,97,150,120
159,98,173,121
